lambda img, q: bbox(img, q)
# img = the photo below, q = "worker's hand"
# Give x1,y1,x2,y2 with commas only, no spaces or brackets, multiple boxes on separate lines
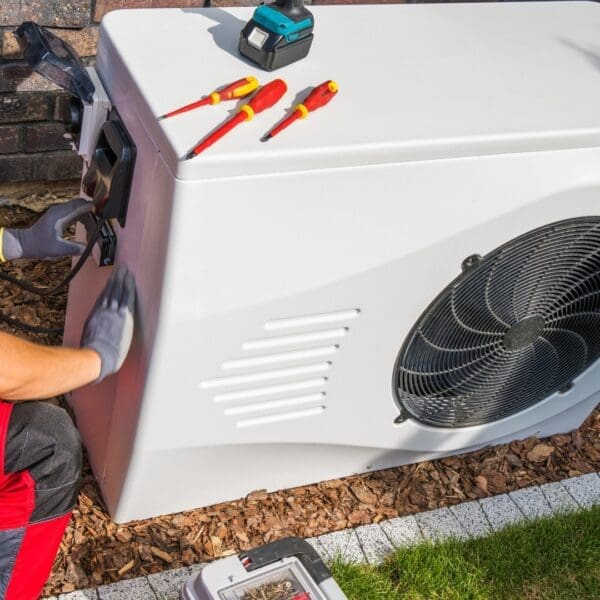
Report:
81,266,136,383
1,198,91,261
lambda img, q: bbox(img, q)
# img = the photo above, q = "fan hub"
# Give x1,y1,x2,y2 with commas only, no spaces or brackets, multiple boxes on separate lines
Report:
503,315,545,351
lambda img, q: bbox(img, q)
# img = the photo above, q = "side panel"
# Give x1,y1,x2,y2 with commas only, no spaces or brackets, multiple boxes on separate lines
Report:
64,128,174,503
140,148,600,449
68,142,600,520
114,147,600,520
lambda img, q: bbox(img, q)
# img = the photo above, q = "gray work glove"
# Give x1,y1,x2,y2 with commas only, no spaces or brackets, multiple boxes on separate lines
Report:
81,266,136,383
1,198,91,261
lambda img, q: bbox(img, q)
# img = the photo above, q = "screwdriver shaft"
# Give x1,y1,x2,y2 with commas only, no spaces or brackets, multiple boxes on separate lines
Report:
158,97,212,120
185,112,247,158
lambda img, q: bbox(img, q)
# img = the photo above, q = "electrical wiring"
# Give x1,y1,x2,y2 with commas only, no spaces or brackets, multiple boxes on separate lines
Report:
0,314,62,336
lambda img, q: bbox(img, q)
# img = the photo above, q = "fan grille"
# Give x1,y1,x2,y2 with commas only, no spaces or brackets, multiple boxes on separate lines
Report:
394,217,600,428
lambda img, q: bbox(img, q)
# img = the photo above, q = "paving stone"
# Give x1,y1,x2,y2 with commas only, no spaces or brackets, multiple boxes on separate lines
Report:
188,562,206,576
561,473,600,509
98,577,157,600
318,529,366,564
305,536,327,559
380,515,423,549
509,486,553,520
450,500,492,538
148,566,192,600
479,494,526,531
58,590,98,599
540,481,580,513
415,507,468,542
355,524,395,565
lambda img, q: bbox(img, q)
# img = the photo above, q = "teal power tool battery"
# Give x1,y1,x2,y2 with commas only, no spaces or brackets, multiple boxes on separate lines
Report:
239,0,314,71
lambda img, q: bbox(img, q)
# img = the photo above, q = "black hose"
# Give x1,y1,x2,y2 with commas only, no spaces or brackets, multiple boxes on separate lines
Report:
0,313,62,336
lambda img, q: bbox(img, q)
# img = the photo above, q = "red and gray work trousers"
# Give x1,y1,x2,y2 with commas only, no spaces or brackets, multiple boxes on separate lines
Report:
0,400,82,599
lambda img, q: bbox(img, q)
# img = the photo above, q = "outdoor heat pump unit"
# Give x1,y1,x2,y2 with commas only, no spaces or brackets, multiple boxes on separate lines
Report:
20,2,600,522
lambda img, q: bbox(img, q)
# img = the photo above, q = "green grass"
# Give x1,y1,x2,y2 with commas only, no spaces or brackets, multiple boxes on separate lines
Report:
331,506,600,600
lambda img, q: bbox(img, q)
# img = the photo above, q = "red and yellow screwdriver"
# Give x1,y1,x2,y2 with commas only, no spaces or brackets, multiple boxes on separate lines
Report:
158,76,259,120
261,80,338,142
184,79,287,159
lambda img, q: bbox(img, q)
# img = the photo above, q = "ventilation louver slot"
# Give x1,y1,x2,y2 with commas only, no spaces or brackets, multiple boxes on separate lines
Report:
200,309,361,427
394,218,600,428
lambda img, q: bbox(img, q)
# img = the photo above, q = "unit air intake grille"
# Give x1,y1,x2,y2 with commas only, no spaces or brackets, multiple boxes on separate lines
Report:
200,309,360,428
394,218,600,429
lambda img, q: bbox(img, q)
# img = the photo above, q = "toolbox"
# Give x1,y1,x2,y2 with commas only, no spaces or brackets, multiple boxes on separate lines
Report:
180,538,346,600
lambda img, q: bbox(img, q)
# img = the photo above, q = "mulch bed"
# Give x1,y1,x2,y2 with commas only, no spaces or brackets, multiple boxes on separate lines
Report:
1,187,599,597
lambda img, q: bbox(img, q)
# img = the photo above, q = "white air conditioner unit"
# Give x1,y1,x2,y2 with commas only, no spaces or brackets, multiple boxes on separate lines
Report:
31,2,600,522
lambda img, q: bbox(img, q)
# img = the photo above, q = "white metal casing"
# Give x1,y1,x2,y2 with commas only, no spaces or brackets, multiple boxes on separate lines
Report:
64,2,600,522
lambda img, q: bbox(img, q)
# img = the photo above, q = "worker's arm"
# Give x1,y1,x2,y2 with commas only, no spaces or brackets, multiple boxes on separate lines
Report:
0,332,101,400
0,266,136,402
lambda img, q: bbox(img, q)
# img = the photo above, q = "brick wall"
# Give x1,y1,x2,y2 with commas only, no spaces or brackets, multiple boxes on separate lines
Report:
0,0,453,185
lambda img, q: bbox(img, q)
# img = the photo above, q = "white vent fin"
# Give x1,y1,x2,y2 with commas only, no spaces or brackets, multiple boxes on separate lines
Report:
243,328,348,351
224,393,326,416
264,309,360,331
213,378,327,403
236,406,325,429
201,363,331,389
222,346,338,370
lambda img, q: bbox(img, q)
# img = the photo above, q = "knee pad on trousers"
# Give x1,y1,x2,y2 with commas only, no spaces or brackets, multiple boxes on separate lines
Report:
4,402,82,521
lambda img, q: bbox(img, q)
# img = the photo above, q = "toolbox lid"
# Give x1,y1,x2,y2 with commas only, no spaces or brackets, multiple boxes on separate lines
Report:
97,2,600,180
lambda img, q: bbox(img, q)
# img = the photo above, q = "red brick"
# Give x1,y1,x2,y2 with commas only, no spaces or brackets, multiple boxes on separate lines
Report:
0,93,53,123
94,0,223,21
0,124,22,154
0,153,32,182
31,150,82,181
312,0,405,3
0,3,23,27
210,0,259,5
24,123,71,153
94,0,152,21
150,0,205,7
2,27,99,60
0,0,92,28
0,64,61,93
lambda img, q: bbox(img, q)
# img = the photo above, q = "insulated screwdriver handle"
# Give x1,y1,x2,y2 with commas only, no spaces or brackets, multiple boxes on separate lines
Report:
158,76,259,120
244,79,288,116
302,80,338,111
185,79,288,158
262,80,338,141
214,76,259,102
